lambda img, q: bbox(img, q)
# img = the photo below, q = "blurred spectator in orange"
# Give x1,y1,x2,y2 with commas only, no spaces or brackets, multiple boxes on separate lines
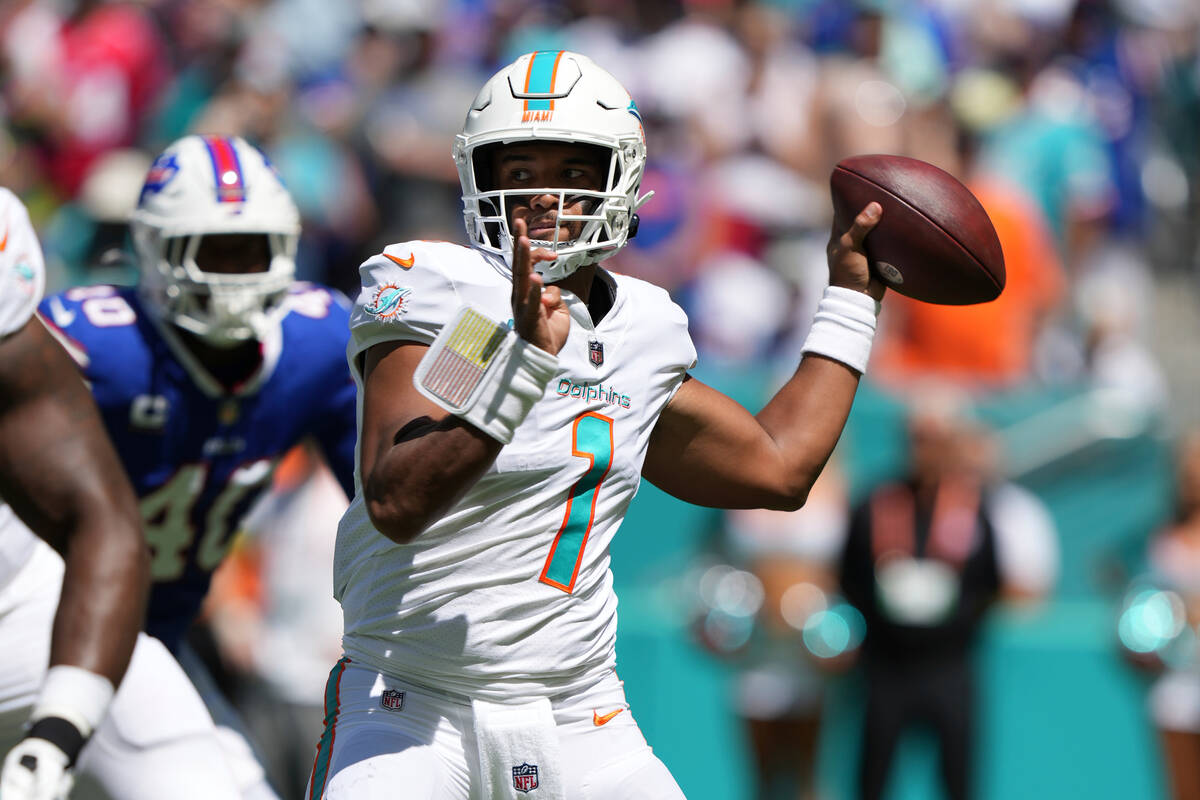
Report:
872,74,1067,390
872,175,1066,388
839,387,1058,800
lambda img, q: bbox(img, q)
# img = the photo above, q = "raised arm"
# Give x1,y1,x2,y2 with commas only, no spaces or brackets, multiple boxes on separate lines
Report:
643,203,883,510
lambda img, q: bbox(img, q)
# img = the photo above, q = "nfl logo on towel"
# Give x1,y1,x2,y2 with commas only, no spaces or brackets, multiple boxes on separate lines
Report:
589,339,604,367
380,689,405,711
512,763,539,793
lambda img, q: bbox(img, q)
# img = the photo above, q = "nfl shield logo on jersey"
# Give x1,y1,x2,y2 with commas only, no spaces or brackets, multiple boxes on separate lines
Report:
380,689,405,711
512,763,539,793
588,339,604,367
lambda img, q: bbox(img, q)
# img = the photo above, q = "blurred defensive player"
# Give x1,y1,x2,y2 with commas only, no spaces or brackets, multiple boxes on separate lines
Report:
0,188,242,800
34,135,357,798
313,50,887,799
0,186,146,800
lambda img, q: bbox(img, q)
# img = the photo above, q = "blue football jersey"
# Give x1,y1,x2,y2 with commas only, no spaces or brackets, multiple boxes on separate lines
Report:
39,283,357,651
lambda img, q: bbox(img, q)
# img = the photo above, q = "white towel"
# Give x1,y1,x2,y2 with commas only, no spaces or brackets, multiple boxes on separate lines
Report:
471,697,565,800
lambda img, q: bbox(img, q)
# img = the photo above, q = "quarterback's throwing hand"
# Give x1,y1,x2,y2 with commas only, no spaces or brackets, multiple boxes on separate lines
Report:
0,736,74,800
511,218,570,354
827,202,885,302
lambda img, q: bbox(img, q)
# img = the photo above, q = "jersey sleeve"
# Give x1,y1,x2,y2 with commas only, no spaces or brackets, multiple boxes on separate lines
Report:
637,278,697,392
609,274,696,417
0,189,45,338
662,297,697,406
348,242,464,373
659,289,698,375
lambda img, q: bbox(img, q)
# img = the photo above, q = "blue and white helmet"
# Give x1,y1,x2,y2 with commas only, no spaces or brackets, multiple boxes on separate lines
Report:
130,135,299,346
454,51,653,282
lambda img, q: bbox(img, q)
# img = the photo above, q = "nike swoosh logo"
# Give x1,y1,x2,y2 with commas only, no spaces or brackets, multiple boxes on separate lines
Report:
0,226,7,252
383,252,414,269
593,708,624,726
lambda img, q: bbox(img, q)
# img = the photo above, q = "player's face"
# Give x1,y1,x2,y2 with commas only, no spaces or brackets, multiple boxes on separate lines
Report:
492,142,607,242
192,233,272,275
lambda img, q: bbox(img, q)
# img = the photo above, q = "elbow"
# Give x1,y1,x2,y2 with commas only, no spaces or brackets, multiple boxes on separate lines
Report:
362,458,444,543
113,500,152,585
364,492,427,544
107,504,152,586
66,502,152,598
766,469,818,512
769,487,811,513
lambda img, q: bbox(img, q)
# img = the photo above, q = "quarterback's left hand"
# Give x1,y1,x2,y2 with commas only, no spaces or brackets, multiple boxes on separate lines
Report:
0,736,75,800
511,218,571,355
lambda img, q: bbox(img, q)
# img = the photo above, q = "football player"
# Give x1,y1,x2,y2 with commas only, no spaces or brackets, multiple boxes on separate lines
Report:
312,51,885,799
33,135,357,799
0,188,242,800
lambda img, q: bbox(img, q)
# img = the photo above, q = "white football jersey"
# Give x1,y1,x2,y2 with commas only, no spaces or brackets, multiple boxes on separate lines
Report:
335,241,696,701
0,188,44,338
0,188,45,589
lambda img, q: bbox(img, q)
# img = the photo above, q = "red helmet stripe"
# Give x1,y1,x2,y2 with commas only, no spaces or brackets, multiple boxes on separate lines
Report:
203,136,246,203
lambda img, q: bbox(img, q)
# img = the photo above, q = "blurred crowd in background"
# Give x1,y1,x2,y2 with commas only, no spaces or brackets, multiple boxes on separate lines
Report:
3,0,1200,798
3,0,1198,389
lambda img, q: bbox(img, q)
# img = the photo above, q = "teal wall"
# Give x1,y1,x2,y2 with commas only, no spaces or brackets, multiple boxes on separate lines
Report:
609,375,1174,800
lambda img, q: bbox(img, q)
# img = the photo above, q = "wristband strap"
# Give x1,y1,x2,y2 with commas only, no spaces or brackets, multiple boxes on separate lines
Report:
26,716,86,766
801,285,879,374
415,305,559,444
32,665,115,741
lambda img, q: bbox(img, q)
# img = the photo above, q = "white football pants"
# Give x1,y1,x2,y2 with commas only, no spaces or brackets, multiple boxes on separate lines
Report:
307,659,687,799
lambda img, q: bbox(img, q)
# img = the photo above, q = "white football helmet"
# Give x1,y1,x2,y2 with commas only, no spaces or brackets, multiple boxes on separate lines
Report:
454,51,652,281
130,135,300,347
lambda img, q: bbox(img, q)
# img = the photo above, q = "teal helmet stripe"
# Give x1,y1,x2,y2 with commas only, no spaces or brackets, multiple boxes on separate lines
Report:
523,50,563,111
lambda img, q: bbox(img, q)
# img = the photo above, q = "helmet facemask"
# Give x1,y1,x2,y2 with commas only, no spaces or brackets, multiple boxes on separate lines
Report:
463,141,646,282
135,227,297,348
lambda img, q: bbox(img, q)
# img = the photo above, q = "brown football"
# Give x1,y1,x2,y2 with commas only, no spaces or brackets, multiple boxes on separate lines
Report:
830,154,1005,305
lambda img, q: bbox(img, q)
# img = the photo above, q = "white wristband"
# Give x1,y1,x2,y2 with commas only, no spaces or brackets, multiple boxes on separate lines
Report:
415,305,558,444
801,285,880,374
32,665,115,739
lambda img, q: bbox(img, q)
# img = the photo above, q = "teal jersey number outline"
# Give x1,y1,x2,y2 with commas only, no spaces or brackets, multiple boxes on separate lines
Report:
540,412,614,592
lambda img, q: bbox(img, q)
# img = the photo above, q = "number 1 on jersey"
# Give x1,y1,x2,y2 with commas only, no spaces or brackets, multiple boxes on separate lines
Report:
540,413,614,593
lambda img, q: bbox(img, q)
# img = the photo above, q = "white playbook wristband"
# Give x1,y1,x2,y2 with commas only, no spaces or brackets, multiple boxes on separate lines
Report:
800,285,880,374
31,665,115,739
415,305,559,444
